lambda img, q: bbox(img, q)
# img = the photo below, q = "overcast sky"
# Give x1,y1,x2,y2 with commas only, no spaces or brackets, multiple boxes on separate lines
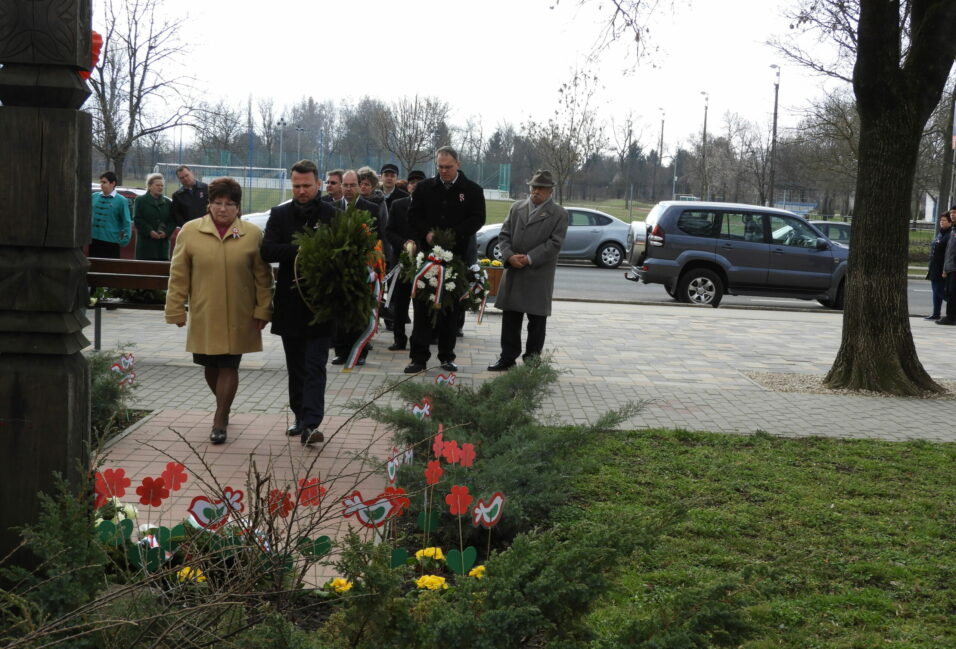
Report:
118,0,842,154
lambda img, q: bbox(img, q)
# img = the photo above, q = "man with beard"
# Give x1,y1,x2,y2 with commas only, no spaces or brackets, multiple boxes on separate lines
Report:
261,160,337,445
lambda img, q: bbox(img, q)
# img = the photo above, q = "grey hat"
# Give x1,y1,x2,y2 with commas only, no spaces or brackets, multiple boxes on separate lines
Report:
527,169,555,188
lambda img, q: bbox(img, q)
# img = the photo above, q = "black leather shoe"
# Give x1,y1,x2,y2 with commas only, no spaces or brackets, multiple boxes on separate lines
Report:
209,428,227,444
440,361,459,372
330,356,345,365
301,426,324,445
936,317,956,325
924,315,941,320
487,359,516,372
286,424,301,436
388,341,407,351
457,329,464,338
404,362,426,374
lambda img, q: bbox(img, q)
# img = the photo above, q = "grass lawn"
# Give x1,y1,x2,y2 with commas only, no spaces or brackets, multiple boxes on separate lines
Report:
485,198,653,225
569,428,956,648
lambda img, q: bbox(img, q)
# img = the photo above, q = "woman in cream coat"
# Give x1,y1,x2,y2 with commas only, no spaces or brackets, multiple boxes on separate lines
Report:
165,177,273,444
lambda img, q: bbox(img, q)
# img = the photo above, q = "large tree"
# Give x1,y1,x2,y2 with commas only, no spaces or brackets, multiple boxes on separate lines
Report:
87,0,194,183
374,95,450,173
790,0,956,395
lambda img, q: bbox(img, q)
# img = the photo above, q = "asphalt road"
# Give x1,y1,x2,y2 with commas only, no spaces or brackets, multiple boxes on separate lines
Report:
550,264,934,315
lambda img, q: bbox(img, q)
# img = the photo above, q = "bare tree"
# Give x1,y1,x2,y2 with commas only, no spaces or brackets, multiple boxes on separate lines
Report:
374,95,450,174
193,101,243,162
256,98,278,167
611,111,642,208
87,0,194,183
526,70,607,204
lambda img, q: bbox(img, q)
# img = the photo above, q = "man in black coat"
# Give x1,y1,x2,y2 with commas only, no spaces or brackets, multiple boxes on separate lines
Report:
384,169,426,350
329,170,383,364
404,147,486,373
380,163,409,210
260,160,337,445
171,165,209,227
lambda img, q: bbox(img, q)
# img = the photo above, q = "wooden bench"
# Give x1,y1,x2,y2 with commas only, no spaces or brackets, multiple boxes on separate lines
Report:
87,258,170,351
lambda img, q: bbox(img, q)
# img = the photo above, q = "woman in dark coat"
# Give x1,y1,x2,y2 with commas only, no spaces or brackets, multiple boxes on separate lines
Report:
133,173,176,260
925,211,951,320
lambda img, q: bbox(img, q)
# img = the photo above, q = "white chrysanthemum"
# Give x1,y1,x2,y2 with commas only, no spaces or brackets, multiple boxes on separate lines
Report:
122,504,138,520
442,251,453,262
469,264,480,272
446,281,456,290
428,277,438,287
416,280,426,289
432,246,445,256
416,252,424,264
425,266,438,278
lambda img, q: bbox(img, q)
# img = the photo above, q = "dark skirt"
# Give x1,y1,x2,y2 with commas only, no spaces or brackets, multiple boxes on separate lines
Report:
192,353,242,369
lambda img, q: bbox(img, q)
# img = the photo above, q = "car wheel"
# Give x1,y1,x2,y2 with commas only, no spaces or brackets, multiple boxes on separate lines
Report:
487,237,503,262
676,269,724,307
596,243,625,269
664,284,677,299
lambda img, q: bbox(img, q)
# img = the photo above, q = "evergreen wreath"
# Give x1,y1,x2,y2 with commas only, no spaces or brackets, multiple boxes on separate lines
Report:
293,206,383,332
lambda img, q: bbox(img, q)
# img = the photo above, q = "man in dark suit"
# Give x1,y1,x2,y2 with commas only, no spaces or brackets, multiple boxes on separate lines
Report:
404,147,486,373
171,165,209,227
261,160,337,445
329,170,382,365
384,169,426,351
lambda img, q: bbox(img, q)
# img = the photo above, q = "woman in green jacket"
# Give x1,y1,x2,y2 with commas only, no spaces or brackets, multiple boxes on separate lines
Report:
133,173,176,260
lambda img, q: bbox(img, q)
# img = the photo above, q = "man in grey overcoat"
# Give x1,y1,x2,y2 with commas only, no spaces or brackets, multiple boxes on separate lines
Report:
487,170,569,371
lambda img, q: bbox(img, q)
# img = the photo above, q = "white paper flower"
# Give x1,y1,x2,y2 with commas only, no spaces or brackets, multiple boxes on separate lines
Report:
446,281,456,290
416,280,426,289
469,264,480,272
428,277,438,287
122,504,139,520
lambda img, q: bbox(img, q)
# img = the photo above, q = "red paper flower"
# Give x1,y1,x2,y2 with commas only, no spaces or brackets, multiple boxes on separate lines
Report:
445,485,473,516
459,442,476,467
268,489,295,518
160,462,188,491
94,468,132,508
432,426,444,459
383,486,411,517
297,477,326,507
442,440,462,464
135,476,169,507
424,460,444,486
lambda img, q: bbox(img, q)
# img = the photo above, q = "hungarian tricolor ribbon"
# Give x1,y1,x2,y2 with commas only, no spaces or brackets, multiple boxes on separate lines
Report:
459,269,488,325
345,267,383,370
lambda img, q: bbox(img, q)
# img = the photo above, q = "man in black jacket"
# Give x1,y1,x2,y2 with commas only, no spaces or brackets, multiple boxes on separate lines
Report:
171,165,209,227
381,163,409,209
260,160,337,445
384,169,426,350
404,147,486,373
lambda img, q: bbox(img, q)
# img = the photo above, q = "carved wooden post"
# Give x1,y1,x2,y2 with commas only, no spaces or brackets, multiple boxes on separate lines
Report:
0,1,92,558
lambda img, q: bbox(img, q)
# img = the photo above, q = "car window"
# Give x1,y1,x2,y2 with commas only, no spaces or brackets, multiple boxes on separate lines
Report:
591,213,612,226
830,224,850,243
677,211,719,238
720,212,765,242
568,211,591,227
769,215,820,248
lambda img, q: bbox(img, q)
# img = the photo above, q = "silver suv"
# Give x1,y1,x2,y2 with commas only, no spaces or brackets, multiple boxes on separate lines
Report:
625,201,848,308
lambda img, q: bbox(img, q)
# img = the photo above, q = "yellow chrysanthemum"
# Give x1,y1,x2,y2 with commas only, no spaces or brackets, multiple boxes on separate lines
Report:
177,567,206,583
415,574,448,590
468,565,486,579
329,577,353,593
490,260,503,267
415,547,445,560
479,258,491,265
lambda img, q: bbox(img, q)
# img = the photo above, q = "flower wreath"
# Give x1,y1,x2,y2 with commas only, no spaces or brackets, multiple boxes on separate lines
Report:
400,229,468,326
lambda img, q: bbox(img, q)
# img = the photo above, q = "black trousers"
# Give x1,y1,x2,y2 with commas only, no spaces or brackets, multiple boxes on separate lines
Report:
410,300,460,364
947,275,956,319
90,239,120,258
281,335,329,428
389,277,412,345
500,310,547,362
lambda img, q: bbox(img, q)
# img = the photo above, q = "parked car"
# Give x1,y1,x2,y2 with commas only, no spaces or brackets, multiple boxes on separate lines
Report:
626,220,647,265
475,206,630,268
625,201,848,308
810,220,851,246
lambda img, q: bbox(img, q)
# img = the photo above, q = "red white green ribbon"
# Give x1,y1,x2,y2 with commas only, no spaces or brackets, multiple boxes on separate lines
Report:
345,266,383,370
459,269,488,325
411,254,445,306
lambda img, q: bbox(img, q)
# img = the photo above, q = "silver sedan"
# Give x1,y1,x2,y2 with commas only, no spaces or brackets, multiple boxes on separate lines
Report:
475,206,631,269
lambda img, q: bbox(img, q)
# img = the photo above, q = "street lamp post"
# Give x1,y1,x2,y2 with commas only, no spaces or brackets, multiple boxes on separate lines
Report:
769,64,780,207
277,117,288,202
655,107,665,201
700,91,709,200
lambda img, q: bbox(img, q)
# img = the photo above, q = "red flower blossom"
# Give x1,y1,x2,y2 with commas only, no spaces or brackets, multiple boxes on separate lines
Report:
459,443,476,467
160,462,188,491
95,468,132,508
383,486,411,517
297,477,326,507
442,440,462,464
432,426,444,459
135,476,169,507
268,489,294,518
424,460,444,486
445,485,473,516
